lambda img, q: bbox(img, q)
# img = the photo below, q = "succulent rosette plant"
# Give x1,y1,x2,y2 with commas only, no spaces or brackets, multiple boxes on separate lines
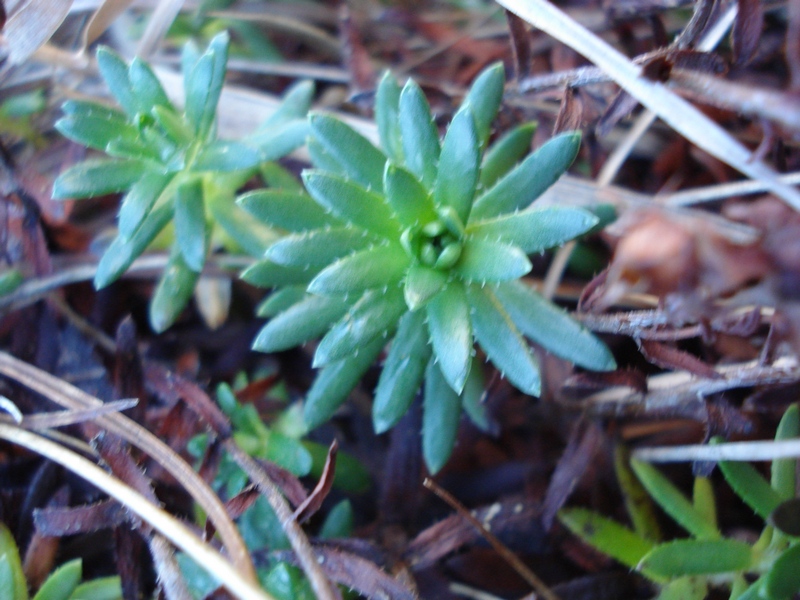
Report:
52,33,313,332
239,63,616,471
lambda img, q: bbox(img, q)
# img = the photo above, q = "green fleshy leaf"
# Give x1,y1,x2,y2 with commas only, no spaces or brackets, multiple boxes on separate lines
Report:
480,122,536,189
192,140,261,172
559,508,655,571
692,477,717,530
262,431,313,476
467,285,541,396
302,171,401,238
426,282,472,394
60,99,126,123
464,62,505,147
433,106,480,224
185,33,229,139
460,358,490,432
718,457,782,520
471,131,581,221
375,71,403,163
307,136,345,175
383,163,437,227
614,446,661,542
304,336,384,429
259,162,303,193
117,172,173,239
638,539,752,578
308,114,387,192
262,563,314,600
128,56,171,111
209,197,279,257
33,559,81,600
319,500,354,540
373,309,430,433
52,159,147,199
104,137,162,162
654,577,708,600
493,281,616,371
248,120,310,162
453,238,531,282
96,46,139,116
423,358,462,474
308,244,408,296
257,80,315,130
174,178,207,272
55,113,140,154
467,206,599,254
772,404,799,499
149,248,199,333
398,79,440,188
764,542,800,600
266,228,375,268
68,576,122,600
240,260,320,288
0,523,27,600
95,203,172,289
252,295,349,353
257,287,307,318
631,459,720,539
313,288,405,365
152,105,193,146
237,189,340,232
404,264,448,310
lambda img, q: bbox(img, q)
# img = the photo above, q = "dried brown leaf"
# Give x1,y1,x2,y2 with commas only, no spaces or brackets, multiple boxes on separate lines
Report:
293,439,338,524
1,0,72,64
732,0,764,65
33,499,126,536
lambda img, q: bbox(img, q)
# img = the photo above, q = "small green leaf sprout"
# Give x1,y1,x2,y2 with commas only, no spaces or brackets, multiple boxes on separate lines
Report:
52,32,314,332
240,62,616,472
559,404,800,600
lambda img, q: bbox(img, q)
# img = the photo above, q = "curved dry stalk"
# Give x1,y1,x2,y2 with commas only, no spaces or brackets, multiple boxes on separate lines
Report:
0,423,274,600
0,351,257,585
497,0,800,211
634,439,800,463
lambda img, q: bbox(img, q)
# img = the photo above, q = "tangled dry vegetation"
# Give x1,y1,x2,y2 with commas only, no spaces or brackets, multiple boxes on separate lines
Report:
0,0,798,599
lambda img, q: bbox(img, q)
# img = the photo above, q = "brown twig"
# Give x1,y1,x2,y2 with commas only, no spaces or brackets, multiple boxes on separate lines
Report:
422,478,560,600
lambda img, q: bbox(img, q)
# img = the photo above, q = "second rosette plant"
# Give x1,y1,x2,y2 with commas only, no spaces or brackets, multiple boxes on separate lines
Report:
240,63,616,472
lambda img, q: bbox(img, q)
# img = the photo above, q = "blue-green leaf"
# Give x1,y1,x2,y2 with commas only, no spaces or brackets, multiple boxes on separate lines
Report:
404,264,448,310
373,309,431,433
460,359,491,432
33,559,82,600
764,542,800,600
128,56,171,111
375,71,403,163
468,206,599,254
638,539,752,577
718,455,782,520
399,80,440,188
480,122,536,189
96,46,139,116
304,337,384,429
471,131,581,221
95,203,172,289
308,244,408,296
467,285,541,396
319,500,354,540
149,247,200,333
152,105,193,146
249,120,310,162
302,171,400,238
426,282,472,394
117,172,173,239
252,295,349,353
192,140,261,172
266,228,375,268
185,32,229,139
433,106,480,224
174,178,207,272
309,114,387,192
464,62,505,148
237,189,340,232
257,79,315,129
383,163,437,227
256,287,307,318
240,260,320,288
493,281,616,371
423,358,462,474
314,288,405,365
52,159,147,199
55,113,140,153
453,238,531,282
559,508,655,571
631,459,720,539
208,198,279,257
